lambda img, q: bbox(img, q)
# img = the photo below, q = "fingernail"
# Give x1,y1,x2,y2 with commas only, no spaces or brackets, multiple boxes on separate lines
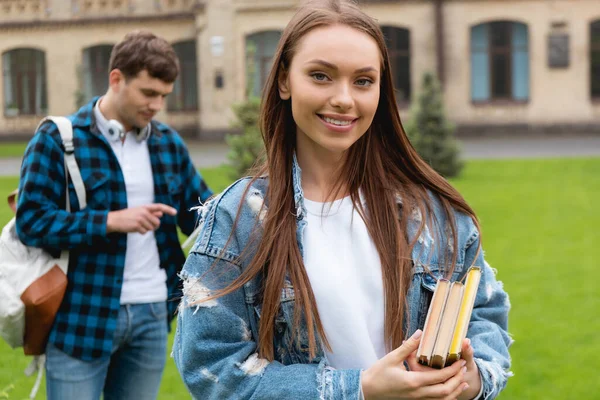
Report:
411,329,423,340
460,360,467,367
466,338,471,346
463,383,469,392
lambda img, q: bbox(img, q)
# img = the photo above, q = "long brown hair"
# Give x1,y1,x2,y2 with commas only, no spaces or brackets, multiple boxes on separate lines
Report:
204,0,481,361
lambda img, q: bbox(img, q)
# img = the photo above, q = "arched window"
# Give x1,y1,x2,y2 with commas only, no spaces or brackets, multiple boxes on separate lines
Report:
168,40,199,111
381,26,411,103
82,44,114,103
2,48,47,116
471,21,529,102
591,20,600,99
245,30,282,98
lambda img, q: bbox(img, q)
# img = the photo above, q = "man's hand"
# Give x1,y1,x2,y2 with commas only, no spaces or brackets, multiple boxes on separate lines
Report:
106,204,177,234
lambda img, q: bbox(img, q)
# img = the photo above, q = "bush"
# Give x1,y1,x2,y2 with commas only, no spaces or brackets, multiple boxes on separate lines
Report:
404,72,464,178
225,40,266,179
225,97,265,179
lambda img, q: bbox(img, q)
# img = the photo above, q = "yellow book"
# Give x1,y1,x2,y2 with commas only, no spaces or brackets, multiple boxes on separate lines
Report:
430,281,464,369
416,279,450,367
446,267,482,366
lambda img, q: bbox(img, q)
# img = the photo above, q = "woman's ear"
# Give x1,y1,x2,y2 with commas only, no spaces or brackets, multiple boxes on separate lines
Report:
278,66,291,100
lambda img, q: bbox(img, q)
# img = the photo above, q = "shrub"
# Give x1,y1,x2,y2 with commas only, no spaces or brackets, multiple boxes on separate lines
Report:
404,72,464,178
226,41,266,179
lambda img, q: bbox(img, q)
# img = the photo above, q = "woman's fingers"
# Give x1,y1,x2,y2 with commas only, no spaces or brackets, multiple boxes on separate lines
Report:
410,359,466,387
461,338,475,363
388,330,423,364
415,365,467,399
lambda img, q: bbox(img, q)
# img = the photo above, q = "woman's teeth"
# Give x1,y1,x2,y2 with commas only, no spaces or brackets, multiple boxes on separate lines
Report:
323,116,352,126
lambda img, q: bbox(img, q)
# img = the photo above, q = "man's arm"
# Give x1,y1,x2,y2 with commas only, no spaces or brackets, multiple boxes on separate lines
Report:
15,125,110,250
176,137,213,236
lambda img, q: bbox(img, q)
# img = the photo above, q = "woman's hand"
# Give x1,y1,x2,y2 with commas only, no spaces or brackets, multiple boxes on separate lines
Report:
406,338,481,400
361,330,468,400
456,339,481,400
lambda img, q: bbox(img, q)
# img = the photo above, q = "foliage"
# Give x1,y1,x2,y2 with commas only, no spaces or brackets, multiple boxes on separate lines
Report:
225,41,265,179
225,98,264,179
404,72,463,178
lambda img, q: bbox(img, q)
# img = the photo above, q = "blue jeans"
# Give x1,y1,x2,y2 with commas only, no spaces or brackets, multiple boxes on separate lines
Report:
45,302,168,400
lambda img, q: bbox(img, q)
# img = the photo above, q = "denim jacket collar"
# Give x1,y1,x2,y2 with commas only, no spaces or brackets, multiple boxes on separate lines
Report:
292,153,307,221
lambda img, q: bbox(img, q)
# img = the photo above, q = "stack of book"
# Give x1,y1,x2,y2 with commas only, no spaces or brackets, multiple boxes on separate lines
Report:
416,267,482,369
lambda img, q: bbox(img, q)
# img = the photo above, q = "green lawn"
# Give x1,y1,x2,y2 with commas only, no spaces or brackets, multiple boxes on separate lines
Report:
1,158,599,399
0,143,27,158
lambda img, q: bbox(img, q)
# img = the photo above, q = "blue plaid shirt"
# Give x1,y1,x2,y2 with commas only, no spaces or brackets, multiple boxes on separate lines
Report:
16,98,213,361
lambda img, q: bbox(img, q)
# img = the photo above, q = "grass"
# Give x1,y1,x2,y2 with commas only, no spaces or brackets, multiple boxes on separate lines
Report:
0,143,27,158
1,158,599,399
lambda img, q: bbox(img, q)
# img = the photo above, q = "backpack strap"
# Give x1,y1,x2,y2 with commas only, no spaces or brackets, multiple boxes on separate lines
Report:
35,117,87,210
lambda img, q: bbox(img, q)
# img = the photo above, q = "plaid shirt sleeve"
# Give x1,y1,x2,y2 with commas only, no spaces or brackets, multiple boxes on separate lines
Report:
15,123,109,251
174,135,213,236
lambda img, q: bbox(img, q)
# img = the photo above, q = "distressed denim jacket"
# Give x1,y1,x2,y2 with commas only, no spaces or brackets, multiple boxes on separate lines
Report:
173,158,512,400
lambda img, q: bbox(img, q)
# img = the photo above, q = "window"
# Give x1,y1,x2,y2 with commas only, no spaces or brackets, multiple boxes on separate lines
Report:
2,48,47,116
168,40,199,111
471,21,529,102
82,44,113,103
381,26,411,103
245,31,282,98
591,20,600,99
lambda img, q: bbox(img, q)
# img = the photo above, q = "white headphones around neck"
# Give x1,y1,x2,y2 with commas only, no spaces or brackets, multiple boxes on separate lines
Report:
106,119,151,143
96,98,151,142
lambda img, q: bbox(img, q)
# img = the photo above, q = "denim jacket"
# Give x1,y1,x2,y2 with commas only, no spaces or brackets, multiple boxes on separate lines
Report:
173,159,512,400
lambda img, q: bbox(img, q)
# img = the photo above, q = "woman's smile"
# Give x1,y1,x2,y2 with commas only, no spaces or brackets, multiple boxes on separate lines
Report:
317,113,359,133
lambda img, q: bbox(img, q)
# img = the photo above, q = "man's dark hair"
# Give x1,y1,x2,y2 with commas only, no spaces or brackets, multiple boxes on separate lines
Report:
109,31,179,83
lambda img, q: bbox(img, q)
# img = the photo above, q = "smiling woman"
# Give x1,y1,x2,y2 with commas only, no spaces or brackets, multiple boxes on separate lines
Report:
278,24,380,167
173,1,512,399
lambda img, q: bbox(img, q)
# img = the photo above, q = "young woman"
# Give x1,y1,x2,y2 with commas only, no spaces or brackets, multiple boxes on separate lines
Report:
173,1,512,399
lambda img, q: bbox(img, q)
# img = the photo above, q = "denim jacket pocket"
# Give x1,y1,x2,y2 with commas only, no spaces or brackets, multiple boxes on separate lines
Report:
252,279,315,365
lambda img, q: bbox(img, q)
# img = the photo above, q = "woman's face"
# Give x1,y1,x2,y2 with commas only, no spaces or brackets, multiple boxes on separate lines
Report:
279,24,381,159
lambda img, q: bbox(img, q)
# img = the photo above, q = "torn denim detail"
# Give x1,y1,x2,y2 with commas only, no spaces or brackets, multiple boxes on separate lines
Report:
181,275,218,314
317,364,362,400
474,357,513,400
236,353,269,376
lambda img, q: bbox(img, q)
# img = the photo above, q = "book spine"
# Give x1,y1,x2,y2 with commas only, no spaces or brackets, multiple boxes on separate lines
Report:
430,281,464,369
416,279,450,367
446,267,482,365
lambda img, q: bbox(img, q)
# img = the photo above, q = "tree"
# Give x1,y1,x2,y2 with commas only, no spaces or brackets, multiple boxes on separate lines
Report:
226,41,266,179
404,72,464,178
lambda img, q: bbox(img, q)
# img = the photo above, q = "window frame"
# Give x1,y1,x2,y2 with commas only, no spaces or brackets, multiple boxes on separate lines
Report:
168,40,199,112
470,21,530,105
591,20,600,100
81,44,114,103
380,25,411,106
2,48,48,117
245,30,282,98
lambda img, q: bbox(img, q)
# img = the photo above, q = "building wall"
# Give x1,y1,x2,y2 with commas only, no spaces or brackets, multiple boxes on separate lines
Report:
443,0,600,127
0,0,199,136
1,0,599,138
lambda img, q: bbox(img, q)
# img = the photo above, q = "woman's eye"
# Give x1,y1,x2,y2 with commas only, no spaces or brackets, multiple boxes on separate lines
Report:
356,78,373,87
311,73,329,82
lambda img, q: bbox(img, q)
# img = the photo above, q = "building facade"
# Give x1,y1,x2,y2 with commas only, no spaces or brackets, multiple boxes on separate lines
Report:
0,0,599,138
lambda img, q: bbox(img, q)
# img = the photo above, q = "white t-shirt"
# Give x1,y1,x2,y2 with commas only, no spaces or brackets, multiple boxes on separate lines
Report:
303,195,386,369
94,100,167,304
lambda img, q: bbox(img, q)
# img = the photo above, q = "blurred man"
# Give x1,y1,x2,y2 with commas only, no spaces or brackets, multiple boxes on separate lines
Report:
16,31,212,400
